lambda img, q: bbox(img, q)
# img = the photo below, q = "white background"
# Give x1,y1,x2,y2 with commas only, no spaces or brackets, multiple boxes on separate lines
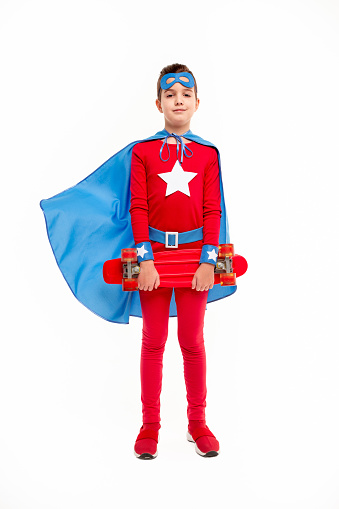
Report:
1,0,339,508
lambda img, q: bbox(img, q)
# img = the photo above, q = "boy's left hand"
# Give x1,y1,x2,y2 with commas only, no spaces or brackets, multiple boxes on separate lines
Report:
192,263,215,291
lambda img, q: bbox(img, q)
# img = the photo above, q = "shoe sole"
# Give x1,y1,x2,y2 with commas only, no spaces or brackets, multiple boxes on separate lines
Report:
186,431,219,457
134,450,158,459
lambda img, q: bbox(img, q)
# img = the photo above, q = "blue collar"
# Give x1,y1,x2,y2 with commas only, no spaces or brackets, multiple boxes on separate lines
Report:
159,129,194,164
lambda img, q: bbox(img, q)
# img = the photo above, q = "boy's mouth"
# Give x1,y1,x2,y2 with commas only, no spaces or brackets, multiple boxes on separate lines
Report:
173,109,186,112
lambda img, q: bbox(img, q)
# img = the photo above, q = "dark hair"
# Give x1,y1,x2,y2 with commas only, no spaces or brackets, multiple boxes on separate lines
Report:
157,63,198,102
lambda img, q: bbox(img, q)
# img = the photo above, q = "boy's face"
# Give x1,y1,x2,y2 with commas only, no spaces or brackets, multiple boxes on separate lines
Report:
156,82,199,128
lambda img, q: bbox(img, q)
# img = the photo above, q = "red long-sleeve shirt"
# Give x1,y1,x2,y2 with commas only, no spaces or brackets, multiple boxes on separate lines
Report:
129,139,221,253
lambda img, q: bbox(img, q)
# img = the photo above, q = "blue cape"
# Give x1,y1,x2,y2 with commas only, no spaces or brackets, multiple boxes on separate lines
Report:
40,129,236,324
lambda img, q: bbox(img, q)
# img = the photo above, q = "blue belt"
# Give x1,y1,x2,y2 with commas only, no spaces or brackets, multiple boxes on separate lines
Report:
148,226,203,248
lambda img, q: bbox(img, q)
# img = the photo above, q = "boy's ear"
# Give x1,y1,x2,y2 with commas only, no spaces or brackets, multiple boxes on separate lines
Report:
156,98,163,113
195,98,200,111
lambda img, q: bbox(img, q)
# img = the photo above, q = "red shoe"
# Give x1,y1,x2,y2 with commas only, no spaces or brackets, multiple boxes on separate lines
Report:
134,425,160,460
187,422,220,457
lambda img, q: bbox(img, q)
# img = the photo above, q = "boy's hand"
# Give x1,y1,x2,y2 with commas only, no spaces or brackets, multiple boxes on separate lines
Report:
138,260,160,291
192,263,215,291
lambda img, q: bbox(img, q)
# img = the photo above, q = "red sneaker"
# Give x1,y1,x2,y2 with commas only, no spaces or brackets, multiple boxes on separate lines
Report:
134,424,160,460
187,422,220,457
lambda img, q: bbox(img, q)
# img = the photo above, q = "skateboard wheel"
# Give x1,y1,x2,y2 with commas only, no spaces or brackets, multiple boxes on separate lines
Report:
122,278,138,291
121,248,138,263
218,244,234,258
220,272,236,286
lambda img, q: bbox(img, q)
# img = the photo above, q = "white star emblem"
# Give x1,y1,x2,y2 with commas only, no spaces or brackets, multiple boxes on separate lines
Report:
157,160,197,197
137,245,148,258
207,248,218,262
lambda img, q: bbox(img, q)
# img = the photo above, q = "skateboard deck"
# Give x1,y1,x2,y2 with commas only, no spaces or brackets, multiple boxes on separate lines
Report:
103,247,247,289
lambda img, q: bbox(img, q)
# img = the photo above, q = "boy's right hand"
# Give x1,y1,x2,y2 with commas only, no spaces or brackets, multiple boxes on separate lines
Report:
138,260,160,291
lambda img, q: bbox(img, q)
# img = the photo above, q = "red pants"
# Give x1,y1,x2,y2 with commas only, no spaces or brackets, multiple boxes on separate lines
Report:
139,286,209,423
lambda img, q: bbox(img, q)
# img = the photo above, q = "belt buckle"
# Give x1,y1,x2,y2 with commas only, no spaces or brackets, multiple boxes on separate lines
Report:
165,231,178,248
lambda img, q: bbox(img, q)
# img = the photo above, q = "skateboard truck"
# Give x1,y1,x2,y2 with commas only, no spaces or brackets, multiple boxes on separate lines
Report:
122,262,140,279
215,255,232,274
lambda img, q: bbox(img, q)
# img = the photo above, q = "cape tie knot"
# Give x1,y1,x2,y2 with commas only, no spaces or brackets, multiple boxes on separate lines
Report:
159,130,193,164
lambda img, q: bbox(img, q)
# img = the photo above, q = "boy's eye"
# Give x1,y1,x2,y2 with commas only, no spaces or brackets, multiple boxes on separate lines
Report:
166,94,191,97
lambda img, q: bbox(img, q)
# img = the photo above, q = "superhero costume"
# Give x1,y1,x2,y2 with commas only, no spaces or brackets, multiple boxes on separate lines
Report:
40,128,236,324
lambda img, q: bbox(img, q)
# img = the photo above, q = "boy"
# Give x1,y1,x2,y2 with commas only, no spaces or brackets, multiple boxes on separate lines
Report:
131,63,222,459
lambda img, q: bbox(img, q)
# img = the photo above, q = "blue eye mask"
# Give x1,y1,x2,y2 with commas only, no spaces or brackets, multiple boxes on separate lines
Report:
160,71,195,90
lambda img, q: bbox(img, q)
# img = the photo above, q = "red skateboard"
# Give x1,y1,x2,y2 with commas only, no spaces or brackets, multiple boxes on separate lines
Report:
103,244,248,291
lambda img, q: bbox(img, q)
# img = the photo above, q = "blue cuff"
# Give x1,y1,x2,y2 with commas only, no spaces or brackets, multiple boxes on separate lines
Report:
135,241,154,263
199,244,219,266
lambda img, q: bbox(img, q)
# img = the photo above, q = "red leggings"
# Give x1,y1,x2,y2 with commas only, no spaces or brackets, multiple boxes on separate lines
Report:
139,286,209,423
